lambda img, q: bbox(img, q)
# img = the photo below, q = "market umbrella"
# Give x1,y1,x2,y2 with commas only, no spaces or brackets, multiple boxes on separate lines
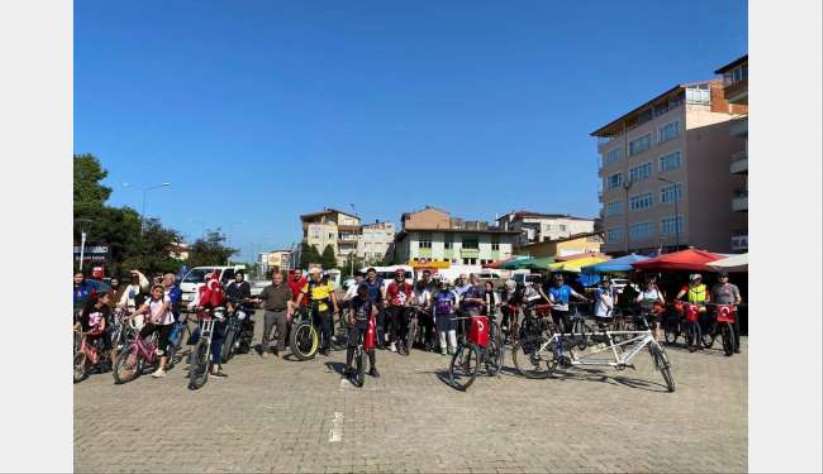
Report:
581,253,650,273
548,256,609,273
632,248,723,272
500,256,535,270
707,253,748,272
522,256,557,270
486,256,524,269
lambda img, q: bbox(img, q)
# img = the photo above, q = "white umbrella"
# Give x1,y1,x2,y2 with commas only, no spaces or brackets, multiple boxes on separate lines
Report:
708,253,748,272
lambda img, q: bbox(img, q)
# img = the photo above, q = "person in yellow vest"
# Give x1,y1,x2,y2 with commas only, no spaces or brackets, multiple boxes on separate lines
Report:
676,274,710,310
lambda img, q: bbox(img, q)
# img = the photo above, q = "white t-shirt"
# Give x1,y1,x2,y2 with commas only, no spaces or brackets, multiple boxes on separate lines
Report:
148,296,174,326
594,288,614,318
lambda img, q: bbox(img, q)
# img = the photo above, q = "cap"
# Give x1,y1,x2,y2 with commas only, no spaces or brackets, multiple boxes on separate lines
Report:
689,273,702,281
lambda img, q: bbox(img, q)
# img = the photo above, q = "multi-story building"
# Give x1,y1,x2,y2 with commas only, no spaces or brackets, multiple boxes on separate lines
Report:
357,220,395,263
517,232,604,259
715,54,748,252
496,211,595,245
392,207,518,268
592,79,748,254
258,249,292,275
300,208,361,266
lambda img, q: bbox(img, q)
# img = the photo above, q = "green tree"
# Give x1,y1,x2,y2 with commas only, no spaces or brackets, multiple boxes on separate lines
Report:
187,230,237,267
320,244,337,270
298,241,320,269
74,153,112,213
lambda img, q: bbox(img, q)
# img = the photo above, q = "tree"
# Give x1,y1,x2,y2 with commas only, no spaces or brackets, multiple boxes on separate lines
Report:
187,230,237,267
298,241,320,269
320,244,337,270
74,153,112,213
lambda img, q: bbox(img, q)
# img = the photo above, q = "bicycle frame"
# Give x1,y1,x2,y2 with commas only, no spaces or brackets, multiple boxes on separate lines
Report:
539,328,658,369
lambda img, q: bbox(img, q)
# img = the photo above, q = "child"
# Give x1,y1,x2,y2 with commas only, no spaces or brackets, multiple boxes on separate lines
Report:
432,278,458,356
345,284,379,378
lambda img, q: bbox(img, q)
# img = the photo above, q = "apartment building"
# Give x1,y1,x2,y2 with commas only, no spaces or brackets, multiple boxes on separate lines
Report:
392,207,518,267
259,249,292,275
300,208,361,266
496,211,595,245
715,54,748,252
592,79,748,254
357,220,395,263
517,232,604,259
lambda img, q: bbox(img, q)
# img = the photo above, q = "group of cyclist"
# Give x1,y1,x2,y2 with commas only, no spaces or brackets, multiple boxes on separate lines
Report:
74,261,744,385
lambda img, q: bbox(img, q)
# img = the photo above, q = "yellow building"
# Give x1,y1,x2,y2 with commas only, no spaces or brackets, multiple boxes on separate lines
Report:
516,232,604,259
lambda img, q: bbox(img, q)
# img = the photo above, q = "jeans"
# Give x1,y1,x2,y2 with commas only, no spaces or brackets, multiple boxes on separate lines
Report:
210,319,226,364
262,310,288,352
388,306,410,343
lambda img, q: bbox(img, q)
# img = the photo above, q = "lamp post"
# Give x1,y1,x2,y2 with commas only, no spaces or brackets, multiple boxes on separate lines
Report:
75,218,93,271
140,182,171,235
658,176,680,251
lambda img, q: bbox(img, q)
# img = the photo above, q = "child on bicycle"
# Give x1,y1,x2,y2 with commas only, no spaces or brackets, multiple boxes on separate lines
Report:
81,292,113,367
433,278,458,356
344,284,379,378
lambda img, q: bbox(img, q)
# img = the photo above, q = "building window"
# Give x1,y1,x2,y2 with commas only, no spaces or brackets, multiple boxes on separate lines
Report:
603,147,623,167
606,228,624,243
629,134,652,156
686,84,711,105
328,233,334,239
659,150,682,172
559,224,567,232
661,216,684,235
462,237,479,249
605,200,623,217
629,192,654,211
444,236,453,249
660,183,683,204
658,120,681,144
418,233,432,249
629,162,653,182
491,237,500,251
606,172,623,190
629,222,655,240
462,258,477,265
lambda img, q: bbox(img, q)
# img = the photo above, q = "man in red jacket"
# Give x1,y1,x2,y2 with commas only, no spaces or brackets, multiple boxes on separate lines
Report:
288,269,308,307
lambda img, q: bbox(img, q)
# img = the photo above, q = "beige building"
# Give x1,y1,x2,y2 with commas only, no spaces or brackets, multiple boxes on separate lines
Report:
715,54,748,252
300,208,361,266
496,211,595,245
357,220,395,263
392,207,518,267
259,249,292,275
517,232,604,259
592,79,748,254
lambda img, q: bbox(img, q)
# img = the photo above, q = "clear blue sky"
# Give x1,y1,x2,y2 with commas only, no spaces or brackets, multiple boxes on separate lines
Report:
75,0,747,261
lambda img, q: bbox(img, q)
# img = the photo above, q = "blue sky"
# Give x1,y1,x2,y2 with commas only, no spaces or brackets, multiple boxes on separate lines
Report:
75,0,747,261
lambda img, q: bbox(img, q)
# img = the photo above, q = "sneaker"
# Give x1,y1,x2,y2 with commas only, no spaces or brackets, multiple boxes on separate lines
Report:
369,367,380,378
211,369,228,378
272,347,280,358
151,368,166,378
389,342,397,353
447,347,455,356
260,350,268,359
441,348,447,356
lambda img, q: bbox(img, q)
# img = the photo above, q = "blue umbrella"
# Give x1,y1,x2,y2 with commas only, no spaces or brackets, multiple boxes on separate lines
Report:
581,254,650,274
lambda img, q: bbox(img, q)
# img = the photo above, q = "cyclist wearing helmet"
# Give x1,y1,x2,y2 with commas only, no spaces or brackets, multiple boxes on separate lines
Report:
636,275,666,341
711,271,742,353
295,267,339,356
385,268,414,353
413,276,434,350
362,267,386,348
432,277,458,355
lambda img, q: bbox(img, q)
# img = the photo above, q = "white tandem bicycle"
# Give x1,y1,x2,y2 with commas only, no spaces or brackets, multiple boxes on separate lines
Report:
512,320,676,393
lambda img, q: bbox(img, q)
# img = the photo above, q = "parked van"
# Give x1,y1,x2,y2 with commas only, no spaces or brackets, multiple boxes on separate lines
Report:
180,265,247,307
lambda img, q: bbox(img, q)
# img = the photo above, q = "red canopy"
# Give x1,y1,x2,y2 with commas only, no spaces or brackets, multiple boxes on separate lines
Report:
631,248,724,272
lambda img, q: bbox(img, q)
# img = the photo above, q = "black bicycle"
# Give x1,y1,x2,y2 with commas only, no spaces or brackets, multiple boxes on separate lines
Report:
448,315,504,391
221,302,255,363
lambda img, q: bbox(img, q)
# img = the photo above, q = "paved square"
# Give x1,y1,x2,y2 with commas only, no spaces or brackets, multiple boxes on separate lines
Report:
75,313,746,473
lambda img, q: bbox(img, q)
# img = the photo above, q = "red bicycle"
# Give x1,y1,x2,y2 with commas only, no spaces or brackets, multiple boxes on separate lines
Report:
73,328,112,383
112,320,160,384
701,303,738,356
448,314,503,391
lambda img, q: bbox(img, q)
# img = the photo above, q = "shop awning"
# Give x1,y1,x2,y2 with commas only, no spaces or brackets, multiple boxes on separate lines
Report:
548,256,609,273
486,256,526,269
707,253,748,272
581,253,650,273
631,248,724,272
500,256,538,270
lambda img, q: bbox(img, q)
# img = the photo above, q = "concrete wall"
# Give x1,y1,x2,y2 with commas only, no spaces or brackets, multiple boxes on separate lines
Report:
403,208,450,230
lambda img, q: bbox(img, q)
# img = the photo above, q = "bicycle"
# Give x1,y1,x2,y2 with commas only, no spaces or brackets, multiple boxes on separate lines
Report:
112,321,161,384
662,303,683,346
679,302,703,353
73,328,112,383
221,302,254,363
348,315,378,388
188,306,226,390
448,314,504,391
701,303,738,356
289,303,344,360
567,302,596,351
512,319,675,392
401,305,428,356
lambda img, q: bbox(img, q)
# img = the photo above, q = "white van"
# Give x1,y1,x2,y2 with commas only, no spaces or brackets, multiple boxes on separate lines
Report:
180,265,247,306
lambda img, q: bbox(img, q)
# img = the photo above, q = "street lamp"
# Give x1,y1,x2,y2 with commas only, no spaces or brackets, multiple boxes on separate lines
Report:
658,176,680,251
75,218,93,271
141,182,171,235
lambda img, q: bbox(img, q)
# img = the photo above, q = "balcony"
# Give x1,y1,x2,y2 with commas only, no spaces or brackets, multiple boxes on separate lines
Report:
723,79,748,105
460,248,480,258
732,189,748,212
730,150,748,174
729,117,748,137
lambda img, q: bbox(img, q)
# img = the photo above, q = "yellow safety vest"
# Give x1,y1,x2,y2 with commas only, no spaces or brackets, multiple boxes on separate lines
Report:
687,284,707,304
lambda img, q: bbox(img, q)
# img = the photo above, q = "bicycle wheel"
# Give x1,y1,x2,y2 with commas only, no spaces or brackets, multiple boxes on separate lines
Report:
188,339,210,390
663,319,679,346
701,323,716,349
289,321,319,360
512,335,553,379
402,317,418,356
352,349,365,388
449,344,479,391
112,348,140,384
73,351,88,383
575,320,589,351
721,323,736,357
221,328,236,363
650,344,676,392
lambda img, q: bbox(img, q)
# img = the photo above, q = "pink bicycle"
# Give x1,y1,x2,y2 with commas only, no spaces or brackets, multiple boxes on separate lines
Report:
112,321,160,384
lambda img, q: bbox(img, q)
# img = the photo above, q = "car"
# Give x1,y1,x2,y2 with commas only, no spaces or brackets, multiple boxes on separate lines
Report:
179,265,247,307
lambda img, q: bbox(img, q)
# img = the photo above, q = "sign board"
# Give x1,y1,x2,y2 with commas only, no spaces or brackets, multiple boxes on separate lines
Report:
74,245,109,264
409,258,450,269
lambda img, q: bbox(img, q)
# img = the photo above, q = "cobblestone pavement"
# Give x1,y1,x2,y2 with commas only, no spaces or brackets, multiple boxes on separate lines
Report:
75,312,747,473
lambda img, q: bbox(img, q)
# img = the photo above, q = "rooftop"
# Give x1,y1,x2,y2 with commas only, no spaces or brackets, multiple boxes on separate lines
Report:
299,207,360,221
714,54,748,74
501,210,595,221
